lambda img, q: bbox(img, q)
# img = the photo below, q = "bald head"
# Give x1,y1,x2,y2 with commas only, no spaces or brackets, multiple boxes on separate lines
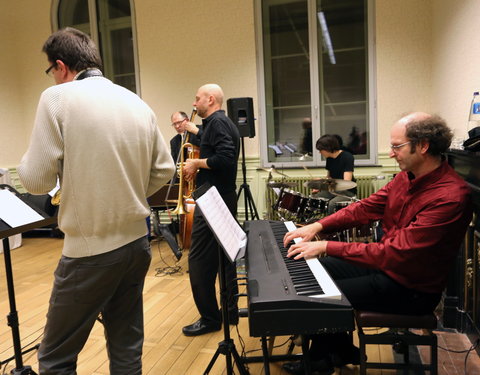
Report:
194,83,225,118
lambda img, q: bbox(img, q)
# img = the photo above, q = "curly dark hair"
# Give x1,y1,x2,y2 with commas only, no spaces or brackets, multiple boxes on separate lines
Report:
405,115,453,156
42,27,103,72
316,134,340,153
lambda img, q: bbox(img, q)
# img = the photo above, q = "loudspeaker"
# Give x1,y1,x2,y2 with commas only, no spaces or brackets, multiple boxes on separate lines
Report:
227,97,255,138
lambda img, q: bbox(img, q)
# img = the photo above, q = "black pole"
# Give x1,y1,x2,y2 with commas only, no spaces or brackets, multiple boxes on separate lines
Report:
2,237,37,375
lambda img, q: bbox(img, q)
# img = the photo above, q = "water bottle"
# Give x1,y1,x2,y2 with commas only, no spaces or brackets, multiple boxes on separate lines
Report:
468,91,480,133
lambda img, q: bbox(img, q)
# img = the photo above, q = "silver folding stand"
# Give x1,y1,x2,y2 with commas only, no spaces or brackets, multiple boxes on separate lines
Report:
0,185,57,375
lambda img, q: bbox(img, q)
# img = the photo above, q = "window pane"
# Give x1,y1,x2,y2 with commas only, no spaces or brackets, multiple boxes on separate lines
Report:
108,0,131,18
318,0,368,157
263,0,312,163
109,28,136,92
58,0,89,28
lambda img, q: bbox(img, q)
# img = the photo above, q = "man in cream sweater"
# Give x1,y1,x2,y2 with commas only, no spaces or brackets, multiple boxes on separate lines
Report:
18,27,175,375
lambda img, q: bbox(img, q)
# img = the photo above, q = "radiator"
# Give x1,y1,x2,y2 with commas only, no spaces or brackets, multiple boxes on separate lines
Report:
265,175,391,219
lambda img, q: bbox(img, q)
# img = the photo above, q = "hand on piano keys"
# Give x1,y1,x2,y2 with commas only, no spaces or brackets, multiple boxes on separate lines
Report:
283,221,323,247
283,221,328,260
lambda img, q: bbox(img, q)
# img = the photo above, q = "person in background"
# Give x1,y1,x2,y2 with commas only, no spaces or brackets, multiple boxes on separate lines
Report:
314,134,356,214
282,112,472,375
170,110,201,164
181,83,241,336
17,27,175,375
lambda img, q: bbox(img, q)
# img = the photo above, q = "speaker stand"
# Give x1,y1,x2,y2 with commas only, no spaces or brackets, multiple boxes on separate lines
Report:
237,137,259,221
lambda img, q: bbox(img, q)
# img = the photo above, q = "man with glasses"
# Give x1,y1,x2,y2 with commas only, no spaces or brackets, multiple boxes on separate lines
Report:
170,111,201,164
281,112,472,375
18,27,175,375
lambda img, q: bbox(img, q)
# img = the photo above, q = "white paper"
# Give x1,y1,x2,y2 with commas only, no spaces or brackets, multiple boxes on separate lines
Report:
0,189,44,228
195,186,246,262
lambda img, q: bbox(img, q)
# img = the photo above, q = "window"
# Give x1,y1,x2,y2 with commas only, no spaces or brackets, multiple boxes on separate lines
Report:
256,0,376,166
51,0,139,94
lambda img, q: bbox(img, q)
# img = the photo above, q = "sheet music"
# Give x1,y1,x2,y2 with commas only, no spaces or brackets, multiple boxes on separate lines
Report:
0,189,44,228
195,186,247,262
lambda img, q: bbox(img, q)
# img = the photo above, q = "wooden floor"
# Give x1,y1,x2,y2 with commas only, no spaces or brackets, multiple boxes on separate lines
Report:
0,236,478,374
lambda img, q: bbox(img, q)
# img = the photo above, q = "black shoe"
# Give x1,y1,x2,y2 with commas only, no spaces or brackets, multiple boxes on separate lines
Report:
182,319,221,336
282,359,334,375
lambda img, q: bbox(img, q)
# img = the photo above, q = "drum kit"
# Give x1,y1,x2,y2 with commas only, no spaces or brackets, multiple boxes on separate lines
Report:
266,169,378,243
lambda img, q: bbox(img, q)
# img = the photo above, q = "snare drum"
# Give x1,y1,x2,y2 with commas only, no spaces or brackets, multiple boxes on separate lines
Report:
334,201,351,212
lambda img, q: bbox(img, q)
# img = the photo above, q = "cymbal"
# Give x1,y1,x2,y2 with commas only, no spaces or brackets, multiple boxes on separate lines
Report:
267,181,297,188
303,179,334,190
334,179,357,191
304,179,356,191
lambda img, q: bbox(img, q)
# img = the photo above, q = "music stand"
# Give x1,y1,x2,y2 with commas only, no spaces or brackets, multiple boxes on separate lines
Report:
0,185,57,375
192,184,249,375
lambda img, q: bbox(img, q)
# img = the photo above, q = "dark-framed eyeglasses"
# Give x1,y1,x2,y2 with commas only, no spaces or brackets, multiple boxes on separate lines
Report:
45,63,57,76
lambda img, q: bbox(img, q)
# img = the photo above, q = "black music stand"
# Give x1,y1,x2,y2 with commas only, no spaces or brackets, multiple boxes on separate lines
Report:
192,184,249,375
0,185,57,375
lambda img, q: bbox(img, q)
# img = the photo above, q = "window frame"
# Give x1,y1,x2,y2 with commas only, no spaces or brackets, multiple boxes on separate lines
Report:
50,0,141,95
254,0,377,168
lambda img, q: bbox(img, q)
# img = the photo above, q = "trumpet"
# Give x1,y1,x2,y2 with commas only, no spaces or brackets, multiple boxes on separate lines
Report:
171,108,199,215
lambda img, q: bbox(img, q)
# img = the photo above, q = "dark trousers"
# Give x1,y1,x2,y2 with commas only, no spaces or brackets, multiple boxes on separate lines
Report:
38,236,152,375
188,191,239,324
308,257,441,359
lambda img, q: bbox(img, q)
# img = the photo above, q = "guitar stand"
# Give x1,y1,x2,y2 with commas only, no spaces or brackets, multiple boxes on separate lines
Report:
203,247,249,375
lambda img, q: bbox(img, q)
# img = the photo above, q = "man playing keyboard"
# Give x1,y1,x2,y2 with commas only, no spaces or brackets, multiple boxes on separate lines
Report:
282,112,472,375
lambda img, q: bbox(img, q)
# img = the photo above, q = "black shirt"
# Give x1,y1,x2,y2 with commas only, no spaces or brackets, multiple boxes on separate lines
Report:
326,150,356,194
196,110,240,195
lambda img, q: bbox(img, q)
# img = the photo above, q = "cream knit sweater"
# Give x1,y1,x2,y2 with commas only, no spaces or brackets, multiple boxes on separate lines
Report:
18,77,175,258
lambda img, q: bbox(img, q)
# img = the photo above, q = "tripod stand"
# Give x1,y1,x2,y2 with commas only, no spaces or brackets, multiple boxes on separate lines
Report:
237,137,259,221
203,246,249,375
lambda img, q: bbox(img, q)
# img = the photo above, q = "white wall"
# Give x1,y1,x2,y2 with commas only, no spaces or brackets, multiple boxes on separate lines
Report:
135,0,258,155
432,0,480,141
2,0,479,170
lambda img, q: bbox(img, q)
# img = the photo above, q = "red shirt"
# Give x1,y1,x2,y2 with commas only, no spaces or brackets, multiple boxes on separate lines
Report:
320,161,472,293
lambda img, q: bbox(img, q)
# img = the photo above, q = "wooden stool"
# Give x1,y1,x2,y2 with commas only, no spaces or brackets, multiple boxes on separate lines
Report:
356,311,438,375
